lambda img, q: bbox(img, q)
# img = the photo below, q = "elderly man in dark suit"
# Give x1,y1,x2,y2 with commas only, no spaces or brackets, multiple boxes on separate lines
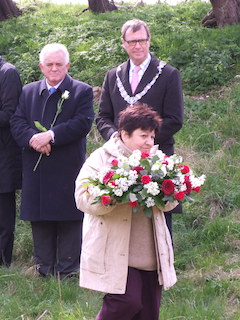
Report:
96,19,184,236
11,43,94,278
0,56,22,267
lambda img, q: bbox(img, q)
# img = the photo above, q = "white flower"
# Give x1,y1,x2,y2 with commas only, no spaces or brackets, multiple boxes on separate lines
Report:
190,174,206,188
117,155,129,169
170,154,183,164
62,90,70,100
132,150,142,158
128,170,138,184
155,150,165,161
173,173,184,186
144,181,160,196
115,168,125,175
166,158,174,170
151,161,168,176
160,164,168,177
177,172,185,183
128,150,141,166
114,188,123,197
88,185,108,197
199,174,206,185
129,193,138,202
145,197,155,208
115,169,129,177
116,177,129,192
179,184,187,192
151,163,161,171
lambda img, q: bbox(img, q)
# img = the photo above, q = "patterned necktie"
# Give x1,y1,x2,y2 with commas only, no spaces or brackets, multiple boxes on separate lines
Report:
49,87,56,95
131,66,141,93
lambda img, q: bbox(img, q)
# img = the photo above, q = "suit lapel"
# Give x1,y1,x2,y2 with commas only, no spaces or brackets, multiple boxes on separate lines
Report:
117,60,132,95
40,75,71,126
136,56,159,93
116,56,165,104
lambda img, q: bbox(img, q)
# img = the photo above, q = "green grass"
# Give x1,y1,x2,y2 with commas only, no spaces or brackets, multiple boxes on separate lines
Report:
0,268,103,319
0,0,239,319
1,0,240,92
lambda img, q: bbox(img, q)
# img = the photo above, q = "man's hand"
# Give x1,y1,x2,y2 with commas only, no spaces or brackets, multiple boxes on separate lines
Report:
37,144,51,155
29,131,52,154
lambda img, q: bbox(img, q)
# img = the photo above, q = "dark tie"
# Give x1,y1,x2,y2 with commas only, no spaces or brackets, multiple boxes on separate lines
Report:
49,87,56,95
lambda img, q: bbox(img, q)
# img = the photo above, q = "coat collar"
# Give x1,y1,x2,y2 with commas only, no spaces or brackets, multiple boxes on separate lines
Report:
117,60,131,93
0,57,6,69
103,133,159,159
39,74,72,96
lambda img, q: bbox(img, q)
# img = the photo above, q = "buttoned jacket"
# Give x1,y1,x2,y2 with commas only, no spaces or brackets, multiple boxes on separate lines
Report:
11,74,94,221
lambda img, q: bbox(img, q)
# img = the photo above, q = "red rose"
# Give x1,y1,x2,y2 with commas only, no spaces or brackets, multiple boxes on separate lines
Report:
141,152,149,159
179,165,190,174
162,156,169,165
192,186,201,193
162,160,169,165
101,195,112,206
111,159,118,166
141,175,152,184
184,175,192,194
174,191,185,201
129,201,138,207
162,179,175,195
109,180,117,187
132,166,144,174
103,171,115,184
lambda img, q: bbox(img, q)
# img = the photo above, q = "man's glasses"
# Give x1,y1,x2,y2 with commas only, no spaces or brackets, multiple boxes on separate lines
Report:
124,39,149,47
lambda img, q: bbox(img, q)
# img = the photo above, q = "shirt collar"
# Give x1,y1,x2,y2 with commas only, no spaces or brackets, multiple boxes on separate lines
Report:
130,53,151,72
46,79,63,91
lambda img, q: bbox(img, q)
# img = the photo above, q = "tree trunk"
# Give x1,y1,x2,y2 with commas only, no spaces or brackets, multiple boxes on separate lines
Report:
0,0,21,21
202,0,240,27
88,0,117,13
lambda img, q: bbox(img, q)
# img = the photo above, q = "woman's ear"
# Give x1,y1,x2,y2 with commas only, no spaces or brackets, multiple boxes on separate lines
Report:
120,130,128,144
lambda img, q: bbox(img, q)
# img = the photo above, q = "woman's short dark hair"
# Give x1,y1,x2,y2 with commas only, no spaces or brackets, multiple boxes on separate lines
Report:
118,103,162,136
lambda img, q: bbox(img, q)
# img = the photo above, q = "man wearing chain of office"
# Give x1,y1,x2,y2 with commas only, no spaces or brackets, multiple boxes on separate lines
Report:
96,19,184,236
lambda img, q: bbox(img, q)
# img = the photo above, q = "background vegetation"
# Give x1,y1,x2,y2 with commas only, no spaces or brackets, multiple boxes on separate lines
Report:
0,0,239,319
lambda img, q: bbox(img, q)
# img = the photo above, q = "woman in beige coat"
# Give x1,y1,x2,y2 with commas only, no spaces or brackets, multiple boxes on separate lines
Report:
75,103,178,320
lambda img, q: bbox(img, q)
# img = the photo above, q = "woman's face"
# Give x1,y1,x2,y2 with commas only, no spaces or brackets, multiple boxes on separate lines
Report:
121,128,155,153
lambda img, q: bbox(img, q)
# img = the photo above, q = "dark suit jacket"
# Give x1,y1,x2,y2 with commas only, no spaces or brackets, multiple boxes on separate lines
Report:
11,74,94,221
96,55,184,156
0,57,22,193
96,55,184,218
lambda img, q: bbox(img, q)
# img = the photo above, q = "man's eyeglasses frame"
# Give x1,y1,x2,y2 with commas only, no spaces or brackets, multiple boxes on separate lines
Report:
124,38,149,47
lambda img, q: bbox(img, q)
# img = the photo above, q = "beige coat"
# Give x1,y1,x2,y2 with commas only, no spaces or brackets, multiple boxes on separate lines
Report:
75,136,177,294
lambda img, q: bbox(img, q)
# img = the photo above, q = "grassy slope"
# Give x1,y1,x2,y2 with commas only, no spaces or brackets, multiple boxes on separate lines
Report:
0,1,239,319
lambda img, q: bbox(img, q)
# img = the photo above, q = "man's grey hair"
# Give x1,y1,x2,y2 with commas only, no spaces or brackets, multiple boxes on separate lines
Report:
121,19,151,40
39,43,70,64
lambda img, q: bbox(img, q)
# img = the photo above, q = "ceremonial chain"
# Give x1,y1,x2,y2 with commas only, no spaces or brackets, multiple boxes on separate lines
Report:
116,60,166,105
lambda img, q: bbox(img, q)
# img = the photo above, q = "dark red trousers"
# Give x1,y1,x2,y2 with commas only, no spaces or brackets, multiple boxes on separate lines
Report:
96,267,162,320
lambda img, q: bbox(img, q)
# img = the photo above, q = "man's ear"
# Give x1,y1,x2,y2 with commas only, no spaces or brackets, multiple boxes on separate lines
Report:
66,62,70,71
39,63,44,72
